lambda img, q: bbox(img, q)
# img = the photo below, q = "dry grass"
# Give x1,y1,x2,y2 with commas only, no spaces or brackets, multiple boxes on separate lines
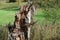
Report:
0,25,8,40
30,23,60,40
0,23,60,40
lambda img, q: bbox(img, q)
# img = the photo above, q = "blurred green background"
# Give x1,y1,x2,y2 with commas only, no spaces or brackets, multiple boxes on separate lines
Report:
0,0,60,40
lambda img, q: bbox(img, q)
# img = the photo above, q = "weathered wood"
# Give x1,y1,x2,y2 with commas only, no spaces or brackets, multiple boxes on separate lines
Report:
8,3,35,40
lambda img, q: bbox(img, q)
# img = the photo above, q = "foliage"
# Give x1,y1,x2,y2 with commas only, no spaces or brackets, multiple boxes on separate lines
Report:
24,0,60,8
43,8,60,24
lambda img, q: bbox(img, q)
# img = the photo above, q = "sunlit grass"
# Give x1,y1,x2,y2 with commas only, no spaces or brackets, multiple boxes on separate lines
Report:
0,10,17,25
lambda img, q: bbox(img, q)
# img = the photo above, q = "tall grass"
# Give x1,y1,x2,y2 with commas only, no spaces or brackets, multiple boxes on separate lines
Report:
0,25,8,40
0,23,60,40
30,23,60,40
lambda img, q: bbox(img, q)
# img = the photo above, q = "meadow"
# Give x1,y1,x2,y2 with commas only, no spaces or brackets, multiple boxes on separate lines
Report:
0,2,60,40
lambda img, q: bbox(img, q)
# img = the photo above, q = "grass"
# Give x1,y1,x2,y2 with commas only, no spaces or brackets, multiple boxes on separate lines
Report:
0,10,17,25
0,7,60,26
0,2,26,25
0,2,60,40
0,8,46,25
